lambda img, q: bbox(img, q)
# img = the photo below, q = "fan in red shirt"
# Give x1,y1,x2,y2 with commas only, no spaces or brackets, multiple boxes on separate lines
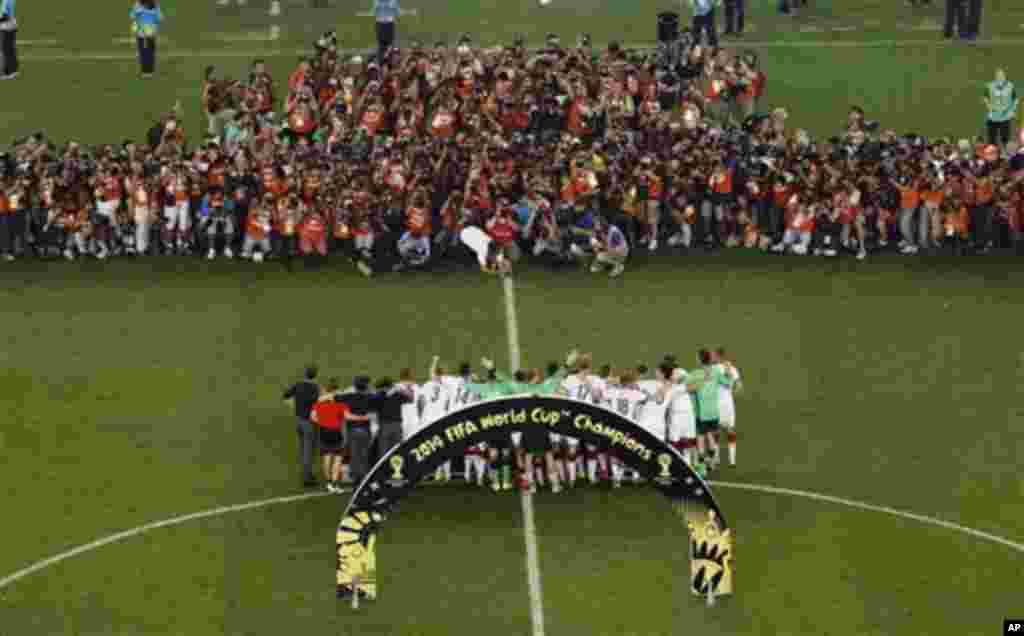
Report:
486,203,522,263
299,206,328,258
311,379,350,493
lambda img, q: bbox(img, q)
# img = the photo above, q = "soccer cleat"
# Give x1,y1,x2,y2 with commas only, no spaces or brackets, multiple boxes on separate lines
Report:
224,247,234,259
647,238,658,251
609,264,625,278
589,261,603,273
0,72,19,80
357,261,373,277
63,249,75,261
856,249,867,261
2,253,14,262
207,248,216,260
667,233,683,247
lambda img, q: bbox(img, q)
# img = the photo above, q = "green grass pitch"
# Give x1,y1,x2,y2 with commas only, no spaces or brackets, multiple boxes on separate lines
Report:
2,1,1024,635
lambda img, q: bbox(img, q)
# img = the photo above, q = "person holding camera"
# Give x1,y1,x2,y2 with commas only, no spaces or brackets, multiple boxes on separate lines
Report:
0,0,17,80
130,0,162,78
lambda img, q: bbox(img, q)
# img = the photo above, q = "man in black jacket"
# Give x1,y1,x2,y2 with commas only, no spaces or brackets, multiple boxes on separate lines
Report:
283,366,321,487
335,376,375,485
373,377,413,459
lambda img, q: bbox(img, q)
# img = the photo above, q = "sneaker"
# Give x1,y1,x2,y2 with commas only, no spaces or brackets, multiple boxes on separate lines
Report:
609,264,625,278
589,261,603,273
207,248,216,260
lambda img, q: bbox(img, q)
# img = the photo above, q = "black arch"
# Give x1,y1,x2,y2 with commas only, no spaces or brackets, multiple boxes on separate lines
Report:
336,397,733,600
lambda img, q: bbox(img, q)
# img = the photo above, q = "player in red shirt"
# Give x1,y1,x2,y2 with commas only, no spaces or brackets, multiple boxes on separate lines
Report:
311,379,350,493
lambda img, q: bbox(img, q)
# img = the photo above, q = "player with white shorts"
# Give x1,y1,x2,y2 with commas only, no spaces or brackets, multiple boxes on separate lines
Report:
557,353,604,485
604,370,647,487
715,348,742,466
668,367,697,466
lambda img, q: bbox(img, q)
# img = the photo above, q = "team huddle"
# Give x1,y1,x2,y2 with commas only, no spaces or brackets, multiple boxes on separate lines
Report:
393,347,742,494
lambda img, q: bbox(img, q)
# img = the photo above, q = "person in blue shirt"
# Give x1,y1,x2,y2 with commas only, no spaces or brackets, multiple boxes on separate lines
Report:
130,0,163,78
689,0,719,48
0,0,17,79
372,0,400,58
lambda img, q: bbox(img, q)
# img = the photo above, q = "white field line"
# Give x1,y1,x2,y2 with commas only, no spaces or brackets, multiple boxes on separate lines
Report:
0,480,1021,595
502,274,545,636
0,490,339,591
709,481,1024,554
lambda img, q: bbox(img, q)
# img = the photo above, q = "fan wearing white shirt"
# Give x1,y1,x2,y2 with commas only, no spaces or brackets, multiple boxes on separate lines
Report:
716,347,742,466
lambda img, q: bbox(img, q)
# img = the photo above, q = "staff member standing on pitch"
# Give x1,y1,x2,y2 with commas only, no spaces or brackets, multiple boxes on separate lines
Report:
284,366,322,487
371,0,400,58
130,0,163,78
336,376,375,486
0,0,17,80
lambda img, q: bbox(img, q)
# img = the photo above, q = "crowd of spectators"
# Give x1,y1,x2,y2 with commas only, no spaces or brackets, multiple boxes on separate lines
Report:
1,31,1022,272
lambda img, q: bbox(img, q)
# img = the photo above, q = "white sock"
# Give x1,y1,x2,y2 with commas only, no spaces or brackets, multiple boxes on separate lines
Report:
586,457,596,482
567,457,577,483
728,437,736,465
611,459,624,483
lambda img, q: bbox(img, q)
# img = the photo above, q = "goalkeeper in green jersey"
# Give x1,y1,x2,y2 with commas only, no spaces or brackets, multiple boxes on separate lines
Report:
688,348,735,472
476,350,576,493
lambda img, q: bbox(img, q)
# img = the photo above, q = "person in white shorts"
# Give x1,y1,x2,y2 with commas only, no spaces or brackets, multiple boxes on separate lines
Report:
716,347,742,466
668,367,698,466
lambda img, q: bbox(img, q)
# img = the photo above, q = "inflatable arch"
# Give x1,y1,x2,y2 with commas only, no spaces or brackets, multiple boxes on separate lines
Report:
336,396,734,601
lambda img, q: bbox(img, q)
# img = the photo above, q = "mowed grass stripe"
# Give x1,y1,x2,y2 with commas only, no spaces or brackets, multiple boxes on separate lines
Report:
16,37,1024,62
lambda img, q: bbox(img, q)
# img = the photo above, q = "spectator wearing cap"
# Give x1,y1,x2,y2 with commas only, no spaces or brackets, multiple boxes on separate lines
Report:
0,0,18,80
283,366,322,487
130,0,163,78
372,0,400,58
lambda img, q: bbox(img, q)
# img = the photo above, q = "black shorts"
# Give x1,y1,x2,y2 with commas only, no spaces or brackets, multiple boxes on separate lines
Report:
697,419,720,435
521,428,550,454
320,429,344,453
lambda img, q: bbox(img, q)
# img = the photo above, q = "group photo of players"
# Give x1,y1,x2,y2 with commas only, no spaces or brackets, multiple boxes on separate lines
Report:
290,347,742,495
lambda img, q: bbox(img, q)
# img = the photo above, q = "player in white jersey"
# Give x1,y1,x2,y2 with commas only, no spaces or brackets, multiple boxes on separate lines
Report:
558,353,605,485
397,367,422,440
449,362,489,487
715,347,742,466
667,366,698,466
606,369,648,487
638,364,672,442
423,356,465,483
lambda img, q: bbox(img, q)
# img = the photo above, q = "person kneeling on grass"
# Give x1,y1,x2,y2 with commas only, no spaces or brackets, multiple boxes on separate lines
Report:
589,216,628,277
393,230,431,271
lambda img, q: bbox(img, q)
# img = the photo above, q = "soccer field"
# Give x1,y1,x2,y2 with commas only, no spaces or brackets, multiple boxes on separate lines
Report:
1,254,1022,636
3,1,1024,634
